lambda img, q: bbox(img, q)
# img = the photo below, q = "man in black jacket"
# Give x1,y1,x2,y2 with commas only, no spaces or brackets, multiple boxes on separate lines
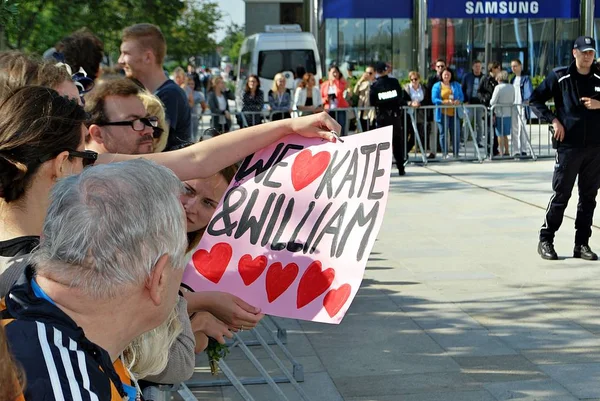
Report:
478,61,501,156
530,36,600,260
423,59,446,158
462,60,485,147
370,61,411,175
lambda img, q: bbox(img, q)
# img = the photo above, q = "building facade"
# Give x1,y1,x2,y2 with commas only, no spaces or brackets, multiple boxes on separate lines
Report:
244,0,305,36
317,0,598,82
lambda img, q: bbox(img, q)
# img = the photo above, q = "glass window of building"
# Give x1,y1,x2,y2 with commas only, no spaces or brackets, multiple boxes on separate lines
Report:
365,19,392,67
497,19,528,73
428,18,446,73
528,19,555,77
392,19,413,80
325,19,339,69
555,19,579,67
338,19,365,68
448,18,472,80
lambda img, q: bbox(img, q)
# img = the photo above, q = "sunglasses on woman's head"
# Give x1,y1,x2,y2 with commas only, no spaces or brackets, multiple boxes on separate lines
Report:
39,149,98,167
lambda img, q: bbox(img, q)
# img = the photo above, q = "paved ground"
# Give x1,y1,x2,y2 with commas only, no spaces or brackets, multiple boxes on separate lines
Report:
176,157,600,401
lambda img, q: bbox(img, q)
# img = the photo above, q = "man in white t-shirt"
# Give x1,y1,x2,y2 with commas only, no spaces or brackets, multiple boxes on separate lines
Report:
510,59,533,156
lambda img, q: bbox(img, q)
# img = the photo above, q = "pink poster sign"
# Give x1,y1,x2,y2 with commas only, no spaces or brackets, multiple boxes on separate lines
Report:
182,126,393,323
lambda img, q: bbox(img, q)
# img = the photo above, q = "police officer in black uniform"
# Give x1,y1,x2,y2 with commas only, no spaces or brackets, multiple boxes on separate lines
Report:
530,36,600,261
370,61,411,175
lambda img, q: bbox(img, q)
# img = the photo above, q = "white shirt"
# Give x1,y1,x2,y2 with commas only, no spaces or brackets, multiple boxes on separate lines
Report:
293,86,322,110
217,94,227,112
513,76,522,104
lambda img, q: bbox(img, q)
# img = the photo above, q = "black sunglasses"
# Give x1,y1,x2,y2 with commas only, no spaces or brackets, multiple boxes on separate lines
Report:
39,149,98,167
96,116,161,138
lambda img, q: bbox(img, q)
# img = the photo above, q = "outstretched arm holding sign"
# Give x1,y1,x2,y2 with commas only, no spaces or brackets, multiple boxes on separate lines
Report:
184,290,264,330
97,112,342,181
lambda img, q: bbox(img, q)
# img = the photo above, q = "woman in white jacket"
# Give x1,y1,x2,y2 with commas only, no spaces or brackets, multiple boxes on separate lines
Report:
294,73,323,116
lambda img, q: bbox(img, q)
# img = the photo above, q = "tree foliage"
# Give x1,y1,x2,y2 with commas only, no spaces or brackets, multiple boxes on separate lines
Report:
3,0,220,62
219,22,244,63
165,1,221,64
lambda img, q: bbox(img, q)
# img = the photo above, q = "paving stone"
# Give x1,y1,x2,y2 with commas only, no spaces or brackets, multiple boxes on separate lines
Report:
539,363,600,399
345,390,497,401
332,371,481,398
427,329,518,357
484,379,579,401
453,354,547,383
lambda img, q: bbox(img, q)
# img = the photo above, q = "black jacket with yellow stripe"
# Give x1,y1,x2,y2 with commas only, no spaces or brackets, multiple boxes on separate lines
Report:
1,265,138,401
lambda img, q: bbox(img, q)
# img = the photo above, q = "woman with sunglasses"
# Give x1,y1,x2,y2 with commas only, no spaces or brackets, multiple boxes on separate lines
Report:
353,65,376,130
403,71,427,156
0,86,92,271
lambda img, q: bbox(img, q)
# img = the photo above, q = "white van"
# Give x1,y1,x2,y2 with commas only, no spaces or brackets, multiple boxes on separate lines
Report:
235,25,322,109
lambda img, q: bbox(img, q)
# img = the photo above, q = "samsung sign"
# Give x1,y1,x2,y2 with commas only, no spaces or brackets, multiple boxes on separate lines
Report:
428,0,580,18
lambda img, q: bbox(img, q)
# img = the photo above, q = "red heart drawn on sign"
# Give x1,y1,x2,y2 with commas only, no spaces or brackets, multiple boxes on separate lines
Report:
291,149,331,191
296,261,335,309
238,254,268,286
192,242,232,284
266,262,299,303
323,284,352,318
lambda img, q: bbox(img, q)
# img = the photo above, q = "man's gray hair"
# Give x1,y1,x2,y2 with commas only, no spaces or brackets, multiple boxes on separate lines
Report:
32,159,187,299
496,70,509,82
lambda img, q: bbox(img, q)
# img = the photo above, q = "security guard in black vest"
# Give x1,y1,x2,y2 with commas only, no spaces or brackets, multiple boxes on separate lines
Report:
530,36,600,261
370,61,411,175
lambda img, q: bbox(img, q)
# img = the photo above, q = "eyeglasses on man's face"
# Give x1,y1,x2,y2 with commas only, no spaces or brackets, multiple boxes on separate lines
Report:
39,149,98,167
436,64,445,69
410,77,419,81
97,116,162,138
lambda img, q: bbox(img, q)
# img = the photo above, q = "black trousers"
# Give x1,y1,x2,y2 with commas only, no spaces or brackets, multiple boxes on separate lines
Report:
540,147,600,244
376,114,405,168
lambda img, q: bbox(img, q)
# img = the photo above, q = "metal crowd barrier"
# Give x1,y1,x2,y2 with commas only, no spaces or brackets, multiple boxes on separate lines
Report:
198,112,234,134
400,104,488,162
488,103,538,160
144,316,309,401
198,103,554,164
238,110,269,128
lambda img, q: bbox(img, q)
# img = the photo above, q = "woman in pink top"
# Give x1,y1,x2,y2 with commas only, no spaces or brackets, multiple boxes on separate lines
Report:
321,65,349,135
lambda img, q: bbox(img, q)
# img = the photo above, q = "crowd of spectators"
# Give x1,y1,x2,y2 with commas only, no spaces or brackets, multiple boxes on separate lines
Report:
0,24,343,401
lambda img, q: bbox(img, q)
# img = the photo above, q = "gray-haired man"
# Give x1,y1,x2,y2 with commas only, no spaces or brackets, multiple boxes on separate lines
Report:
1,159,187,401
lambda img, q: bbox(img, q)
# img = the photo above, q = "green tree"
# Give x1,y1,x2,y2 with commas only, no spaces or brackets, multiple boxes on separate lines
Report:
0,0,18,49
2,0,223,62
166,1,221,64
219,22,244,63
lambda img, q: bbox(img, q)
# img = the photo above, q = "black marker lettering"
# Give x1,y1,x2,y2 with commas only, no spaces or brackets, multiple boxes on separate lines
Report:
275,144,304,164
358,144,377,197
310,202,348,257
262,161,287,188
235,143,284,183
261,194,286,247
314,150,350,200
270,197,295,251
262,144,304,188
337,201,380,261
304,202,333,253
368,142,391,200
335,148,359,198
206,186,247,236
286,201,316,252
234,189,276,244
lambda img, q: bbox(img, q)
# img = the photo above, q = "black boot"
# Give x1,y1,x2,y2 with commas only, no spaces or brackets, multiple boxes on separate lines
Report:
573,244,598,261
538,241,558,260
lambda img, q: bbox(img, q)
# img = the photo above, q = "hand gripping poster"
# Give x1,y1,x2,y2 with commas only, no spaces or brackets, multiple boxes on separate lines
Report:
182,126,393,324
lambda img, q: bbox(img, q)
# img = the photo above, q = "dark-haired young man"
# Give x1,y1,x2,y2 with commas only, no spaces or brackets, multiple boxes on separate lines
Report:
119,23,191,150
478,61,502,156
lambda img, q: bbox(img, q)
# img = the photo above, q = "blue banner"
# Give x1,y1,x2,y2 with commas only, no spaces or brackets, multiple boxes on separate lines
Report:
322,0,413,19
428,0,580,18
